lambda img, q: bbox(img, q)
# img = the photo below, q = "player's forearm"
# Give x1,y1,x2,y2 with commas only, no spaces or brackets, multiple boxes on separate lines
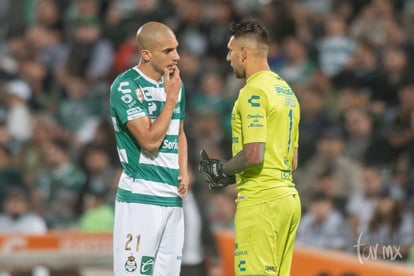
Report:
222,142,265,176
222,150,250,175
144,99,177,152
143,66,182,152
178,126,188,177
292,148,298,170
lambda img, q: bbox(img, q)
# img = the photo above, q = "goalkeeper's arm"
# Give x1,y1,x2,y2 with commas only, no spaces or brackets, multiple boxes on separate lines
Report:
199,142,265,190
221,142,265,175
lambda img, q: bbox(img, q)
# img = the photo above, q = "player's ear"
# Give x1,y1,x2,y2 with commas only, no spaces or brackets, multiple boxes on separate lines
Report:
240,46,247,62
140,49,151,62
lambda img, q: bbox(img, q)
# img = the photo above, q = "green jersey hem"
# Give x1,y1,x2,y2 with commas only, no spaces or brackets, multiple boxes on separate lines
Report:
116,188,182,207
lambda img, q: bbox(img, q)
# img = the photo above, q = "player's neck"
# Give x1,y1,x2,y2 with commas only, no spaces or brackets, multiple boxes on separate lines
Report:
137,64,162,83
245,59,270,79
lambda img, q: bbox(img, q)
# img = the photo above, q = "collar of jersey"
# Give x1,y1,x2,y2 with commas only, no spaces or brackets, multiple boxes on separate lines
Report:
133,66,163,87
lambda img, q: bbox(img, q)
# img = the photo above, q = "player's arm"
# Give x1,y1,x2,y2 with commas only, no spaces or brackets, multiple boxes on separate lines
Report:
292,106,299,171
177,121,189,198
127,68,182,154
224,87,267,175
199,88,267,188
292,147,298,170
224,142,297,174
222,142,265,176
199,141,264,190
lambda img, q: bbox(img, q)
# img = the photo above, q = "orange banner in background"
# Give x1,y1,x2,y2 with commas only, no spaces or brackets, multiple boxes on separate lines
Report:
214,230,236,276
0,232,112,253
291,246,414,276
1,231,414,276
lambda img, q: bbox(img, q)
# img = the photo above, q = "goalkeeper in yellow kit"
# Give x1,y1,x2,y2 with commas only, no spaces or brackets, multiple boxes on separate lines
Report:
200,21,301,276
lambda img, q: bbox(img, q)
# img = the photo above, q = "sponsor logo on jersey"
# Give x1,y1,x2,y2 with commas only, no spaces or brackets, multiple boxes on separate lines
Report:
247,95,260,107
247,113,264,128
143,89,152,100
148,102,157,115
118,81,134,104
265,265,278,274
285,97,296,107
237,260,247,272
235,249,248,256
124,255,137,272
247,123,264,128
234,243,248,256
162,139,178,150
281,171,292,180
140,256,155,275
274,85,294,97
247,114,264,119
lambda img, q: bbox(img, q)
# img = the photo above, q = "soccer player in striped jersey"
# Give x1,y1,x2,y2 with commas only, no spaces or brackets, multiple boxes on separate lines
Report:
200,21,301,275
109,22,188,276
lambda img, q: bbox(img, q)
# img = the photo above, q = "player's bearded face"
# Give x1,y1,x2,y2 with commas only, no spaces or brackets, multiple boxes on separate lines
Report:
229,56,245,79
227,38,246,79
233,64,245,78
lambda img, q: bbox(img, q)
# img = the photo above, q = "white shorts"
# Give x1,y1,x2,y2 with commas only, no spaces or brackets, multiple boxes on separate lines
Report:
113,200,184,275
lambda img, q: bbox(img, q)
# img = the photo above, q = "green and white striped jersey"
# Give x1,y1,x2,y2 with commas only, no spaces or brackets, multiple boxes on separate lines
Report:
110,67,185,207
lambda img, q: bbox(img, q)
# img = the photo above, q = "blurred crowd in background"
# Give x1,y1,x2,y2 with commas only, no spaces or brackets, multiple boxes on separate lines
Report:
0,0,414,270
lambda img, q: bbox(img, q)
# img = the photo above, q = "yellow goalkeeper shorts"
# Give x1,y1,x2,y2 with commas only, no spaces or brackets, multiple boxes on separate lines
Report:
234,193,301,276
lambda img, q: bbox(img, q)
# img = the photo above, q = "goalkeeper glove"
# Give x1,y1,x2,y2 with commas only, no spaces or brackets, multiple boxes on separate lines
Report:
199,150,235,191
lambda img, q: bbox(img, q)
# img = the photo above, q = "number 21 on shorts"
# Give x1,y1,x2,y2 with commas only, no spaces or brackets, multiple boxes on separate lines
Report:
125,233,141,252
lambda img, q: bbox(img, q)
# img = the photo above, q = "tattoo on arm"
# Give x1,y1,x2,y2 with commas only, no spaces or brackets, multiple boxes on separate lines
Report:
222,150,250,176
222,142,265,176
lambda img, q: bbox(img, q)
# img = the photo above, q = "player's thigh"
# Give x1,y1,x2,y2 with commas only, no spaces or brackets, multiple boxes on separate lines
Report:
276,194,301,276
234,196,301,276
153,207,184,276
234,202,278,276
113,201,164,275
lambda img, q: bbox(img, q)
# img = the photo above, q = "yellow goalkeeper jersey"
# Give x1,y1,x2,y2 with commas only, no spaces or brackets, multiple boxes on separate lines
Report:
231,71,300,205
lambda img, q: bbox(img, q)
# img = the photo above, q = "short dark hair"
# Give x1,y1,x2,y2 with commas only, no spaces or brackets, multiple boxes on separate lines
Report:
229,21,269,45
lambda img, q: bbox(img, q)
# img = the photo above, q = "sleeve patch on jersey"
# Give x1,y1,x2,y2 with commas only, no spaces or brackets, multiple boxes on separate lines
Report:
136,88,144,103
127,107,145,120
